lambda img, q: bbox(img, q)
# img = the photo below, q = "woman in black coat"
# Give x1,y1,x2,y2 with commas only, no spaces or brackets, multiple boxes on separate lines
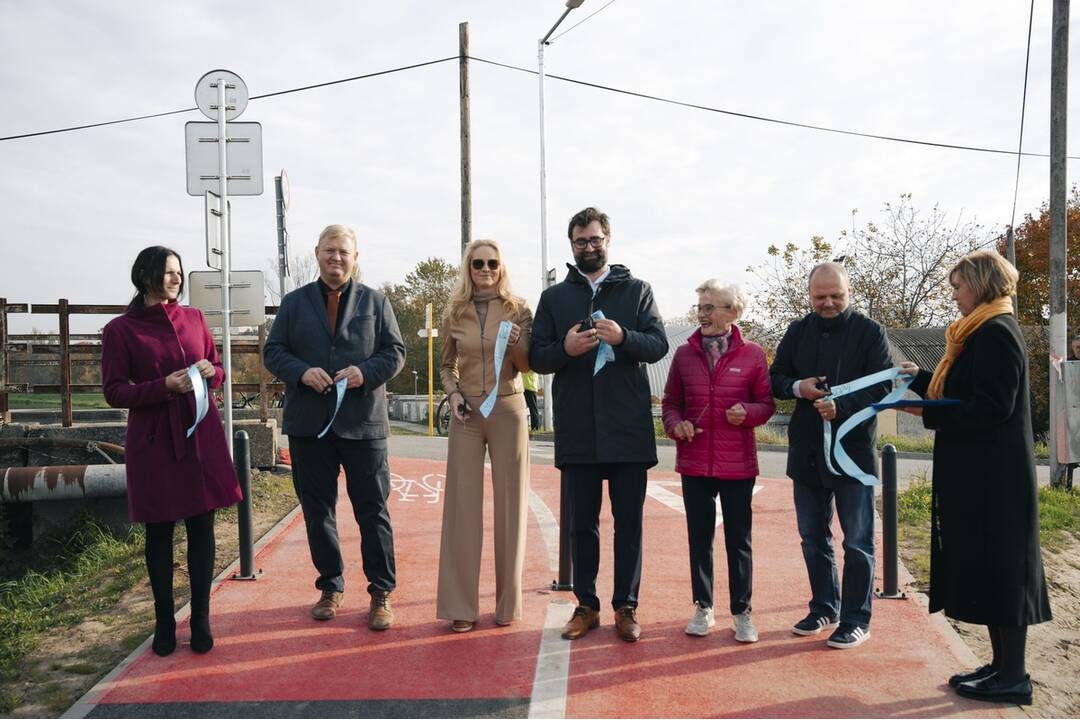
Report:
900,250,1051,706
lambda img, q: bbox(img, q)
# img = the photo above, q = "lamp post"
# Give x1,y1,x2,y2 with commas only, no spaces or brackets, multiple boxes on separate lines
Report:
539,0,585,433
539,0,585,592
412,369,418,396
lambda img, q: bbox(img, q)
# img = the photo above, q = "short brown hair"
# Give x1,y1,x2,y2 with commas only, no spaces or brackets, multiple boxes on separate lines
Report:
949,250,1018,305
567,207,611,240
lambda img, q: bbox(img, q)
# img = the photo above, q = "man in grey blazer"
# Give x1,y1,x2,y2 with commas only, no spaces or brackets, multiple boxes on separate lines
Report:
264,224,406,630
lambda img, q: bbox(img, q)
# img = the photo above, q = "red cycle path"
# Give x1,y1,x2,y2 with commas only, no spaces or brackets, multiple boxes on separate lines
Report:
73,457,1013,718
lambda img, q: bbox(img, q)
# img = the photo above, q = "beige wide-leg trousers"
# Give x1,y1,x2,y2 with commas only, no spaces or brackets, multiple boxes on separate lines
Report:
436,393,530,624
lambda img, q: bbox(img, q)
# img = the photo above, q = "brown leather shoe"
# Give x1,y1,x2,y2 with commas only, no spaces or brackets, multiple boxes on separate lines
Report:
311,590,343,620
561,606,600,640
615,605,641,642
369,590,394,631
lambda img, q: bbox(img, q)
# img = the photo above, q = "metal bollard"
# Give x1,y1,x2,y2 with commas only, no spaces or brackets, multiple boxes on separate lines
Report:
552,475,573,591
232,430,258,581
875,444,905,599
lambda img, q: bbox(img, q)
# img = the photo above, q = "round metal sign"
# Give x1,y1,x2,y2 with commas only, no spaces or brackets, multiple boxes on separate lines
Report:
279,168,290,210
194,69,249,121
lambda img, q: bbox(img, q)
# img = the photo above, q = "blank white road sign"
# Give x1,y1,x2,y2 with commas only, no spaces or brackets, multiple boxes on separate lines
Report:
188,270,266,328
184,122,264,196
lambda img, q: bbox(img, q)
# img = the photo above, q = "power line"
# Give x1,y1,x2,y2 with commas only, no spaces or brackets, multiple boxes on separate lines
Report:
471,56,1078,160
549,0,618,43
1010,0,1036,230
0,57,459,142
3,52,1076,162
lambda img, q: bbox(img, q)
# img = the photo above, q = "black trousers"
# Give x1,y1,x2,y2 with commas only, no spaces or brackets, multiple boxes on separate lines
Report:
564,463,648,611
681,476,755,615
523,390,540,430
289,434,396,594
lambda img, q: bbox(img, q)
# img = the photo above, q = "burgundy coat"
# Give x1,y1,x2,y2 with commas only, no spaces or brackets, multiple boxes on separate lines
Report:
101,301,241,523
661,324,775,479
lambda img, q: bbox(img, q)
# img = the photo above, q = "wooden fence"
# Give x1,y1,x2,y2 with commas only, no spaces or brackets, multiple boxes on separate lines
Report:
0,298,283,426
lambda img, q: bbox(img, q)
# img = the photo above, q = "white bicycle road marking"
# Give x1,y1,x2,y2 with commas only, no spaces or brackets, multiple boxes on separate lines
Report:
389,472,444,503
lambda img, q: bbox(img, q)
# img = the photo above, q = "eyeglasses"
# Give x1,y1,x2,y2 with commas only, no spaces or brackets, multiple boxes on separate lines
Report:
571,235,606,249
471,258,500,271
692,303,735,314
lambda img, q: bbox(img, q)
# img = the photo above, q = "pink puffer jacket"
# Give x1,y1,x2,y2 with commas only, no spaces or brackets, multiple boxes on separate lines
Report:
661,324,775,479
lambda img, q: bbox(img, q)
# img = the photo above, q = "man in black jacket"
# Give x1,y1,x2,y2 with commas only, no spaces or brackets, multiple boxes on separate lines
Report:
769,262,891,649
530,207,669,643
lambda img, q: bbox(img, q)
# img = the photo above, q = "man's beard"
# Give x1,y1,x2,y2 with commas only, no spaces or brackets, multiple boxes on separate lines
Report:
575,249,607,273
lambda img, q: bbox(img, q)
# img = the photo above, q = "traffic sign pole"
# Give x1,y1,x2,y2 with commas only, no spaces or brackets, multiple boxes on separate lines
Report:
427,303,434,436
217,76,234,455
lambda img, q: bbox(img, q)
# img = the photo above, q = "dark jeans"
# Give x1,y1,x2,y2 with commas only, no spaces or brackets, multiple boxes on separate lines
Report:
289,434,396,594
564,463,648,611
793,479,875,628
523,390,540,430
682,476,754,615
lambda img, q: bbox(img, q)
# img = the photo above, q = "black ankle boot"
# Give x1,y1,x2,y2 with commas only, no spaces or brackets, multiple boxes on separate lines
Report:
152,617,177,656
190,613,213,653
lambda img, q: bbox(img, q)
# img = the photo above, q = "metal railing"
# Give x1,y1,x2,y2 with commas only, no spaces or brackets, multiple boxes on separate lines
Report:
0,297,284,427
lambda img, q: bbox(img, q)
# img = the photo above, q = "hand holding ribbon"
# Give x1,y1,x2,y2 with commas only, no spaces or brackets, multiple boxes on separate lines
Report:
317,376,349,439
821,367,912,485
185,364,209,438
591,310,616,376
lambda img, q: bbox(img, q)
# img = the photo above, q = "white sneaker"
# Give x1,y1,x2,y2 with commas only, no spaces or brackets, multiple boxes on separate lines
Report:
733,611,759,643
685,604,715,636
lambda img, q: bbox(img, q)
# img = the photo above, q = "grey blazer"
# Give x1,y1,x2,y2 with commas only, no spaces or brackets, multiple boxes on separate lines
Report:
264,280,406,439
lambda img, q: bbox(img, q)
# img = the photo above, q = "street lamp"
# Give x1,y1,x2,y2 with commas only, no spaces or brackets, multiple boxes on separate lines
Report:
412,369,418,396
538,0,585,592
539,0,585,433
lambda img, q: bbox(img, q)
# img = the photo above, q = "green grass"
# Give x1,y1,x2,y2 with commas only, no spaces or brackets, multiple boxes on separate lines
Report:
895,475,1080,590
0,519,145,710
7,393,110,409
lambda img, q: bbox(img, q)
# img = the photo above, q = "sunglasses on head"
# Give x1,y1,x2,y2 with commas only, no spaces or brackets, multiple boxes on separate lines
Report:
471,258,500,271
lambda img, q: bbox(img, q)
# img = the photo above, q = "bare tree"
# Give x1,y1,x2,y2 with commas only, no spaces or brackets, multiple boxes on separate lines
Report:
845,194,985,329
746,195,988,346
265,253,318,303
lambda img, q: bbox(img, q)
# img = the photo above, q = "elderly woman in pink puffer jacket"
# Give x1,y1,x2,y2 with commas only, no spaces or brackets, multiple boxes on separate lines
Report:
662,279,775,643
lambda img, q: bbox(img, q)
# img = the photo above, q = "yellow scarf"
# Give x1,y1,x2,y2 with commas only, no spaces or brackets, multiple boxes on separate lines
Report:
927,296,1014,399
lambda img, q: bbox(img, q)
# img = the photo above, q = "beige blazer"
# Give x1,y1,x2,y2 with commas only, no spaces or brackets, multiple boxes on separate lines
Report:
440,297,532,398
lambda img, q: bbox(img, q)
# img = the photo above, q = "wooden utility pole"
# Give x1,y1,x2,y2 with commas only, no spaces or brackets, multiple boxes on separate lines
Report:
459,22,471,257
1050,0,1069,487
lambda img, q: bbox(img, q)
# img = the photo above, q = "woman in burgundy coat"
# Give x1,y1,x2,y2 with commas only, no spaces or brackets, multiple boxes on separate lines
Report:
101,246,241,656
662,280,774,643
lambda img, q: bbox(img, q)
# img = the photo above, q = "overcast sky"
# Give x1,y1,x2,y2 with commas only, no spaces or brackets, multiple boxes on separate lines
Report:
0,1,1075,334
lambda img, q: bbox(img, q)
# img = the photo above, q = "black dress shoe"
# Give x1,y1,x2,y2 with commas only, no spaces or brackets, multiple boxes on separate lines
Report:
948,664,996,688
956,673,1032,705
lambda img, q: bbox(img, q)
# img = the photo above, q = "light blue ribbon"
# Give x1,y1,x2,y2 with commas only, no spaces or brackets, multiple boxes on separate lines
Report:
185,364,209,438
317,376,349,439
479,320,513,418
821,367,912,485
591,310,615,376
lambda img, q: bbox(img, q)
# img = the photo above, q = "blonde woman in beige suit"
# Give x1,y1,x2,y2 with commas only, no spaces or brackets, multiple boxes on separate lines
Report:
437,239,533,632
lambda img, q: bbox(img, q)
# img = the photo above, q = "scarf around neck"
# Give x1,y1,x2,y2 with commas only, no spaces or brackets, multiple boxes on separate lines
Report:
927,296,1014,399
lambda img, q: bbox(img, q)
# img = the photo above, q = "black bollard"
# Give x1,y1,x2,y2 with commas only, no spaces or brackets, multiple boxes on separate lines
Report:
233,430,257,581
876,443,905,599
552,475,573,591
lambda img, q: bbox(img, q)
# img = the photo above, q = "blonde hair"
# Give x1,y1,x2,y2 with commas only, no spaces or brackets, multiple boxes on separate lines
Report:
695,279,749,316
316,224,360,280
950,250,1018,305
447,239,525,320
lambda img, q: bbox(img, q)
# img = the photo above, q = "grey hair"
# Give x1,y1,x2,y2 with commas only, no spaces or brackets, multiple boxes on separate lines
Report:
808,261,849,287
695,279,749,314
